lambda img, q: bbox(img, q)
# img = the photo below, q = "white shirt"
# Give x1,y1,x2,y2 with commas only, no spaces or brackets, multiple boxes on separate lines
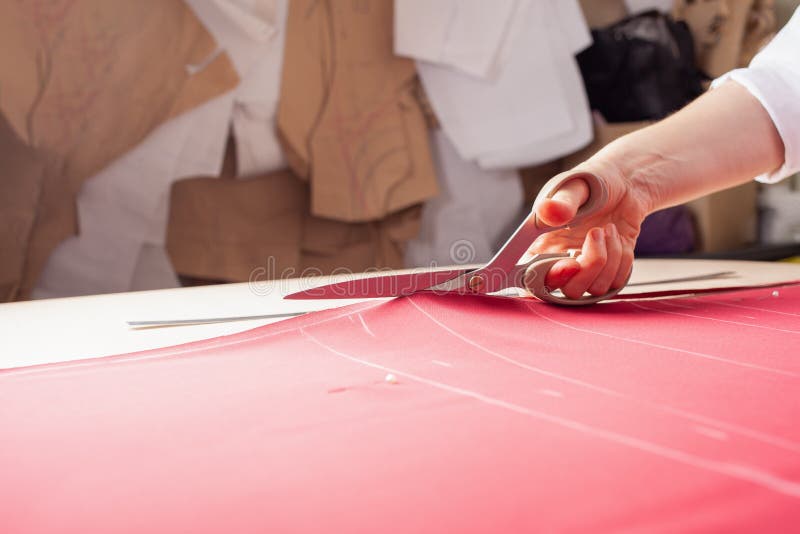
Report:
713,7,800,183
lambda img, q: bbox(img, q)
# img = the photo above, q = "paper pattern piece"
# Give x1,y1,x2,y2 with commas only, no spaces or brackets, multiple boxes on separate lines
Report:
166,170,423,284
3,285,800,532
406,0,593,169
34,0,289,299
0,112,46,301
167,171,307,282
277,0,438,222
620,259,800,298
0,0,238,298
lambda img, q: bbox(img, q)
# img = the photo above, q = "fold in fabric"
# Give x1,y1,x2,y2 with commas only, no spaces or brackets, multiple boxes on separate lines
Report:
3,286,800,532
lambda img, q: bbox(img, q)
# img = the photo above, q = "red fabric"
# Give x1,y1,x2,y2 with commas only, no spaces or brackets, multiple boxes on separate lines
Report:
2,286,800,533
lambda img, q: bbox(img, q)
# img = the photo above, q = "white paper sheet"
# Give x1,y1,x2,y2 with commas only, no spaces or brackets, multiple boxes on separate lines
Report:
231,0,288,176
394,0,518,79
476,2,593,168
413,0,592,169
405,130,524,268
32,92,235,299
624,0,674,16
187,0,274,75
129,244,181,292
212,0,277,41
555,0,594,52
33,229,143,300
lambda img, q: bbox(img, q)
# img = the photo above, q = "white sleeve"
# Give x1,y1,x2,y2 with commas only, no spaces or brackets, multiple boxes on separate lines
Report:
711,7,800,184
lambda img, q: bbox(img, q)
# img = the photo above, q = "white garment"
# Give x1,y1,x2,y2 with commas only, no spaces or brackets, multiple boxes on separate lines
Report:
400,0,593,169
405,130,524,268
712,7,800,184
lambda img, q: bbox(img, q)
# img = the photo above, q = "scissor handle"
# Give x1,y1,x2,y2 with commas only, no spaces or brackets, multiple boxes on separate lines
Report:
533,171,608,229
476,172,610,288
522,254,630,306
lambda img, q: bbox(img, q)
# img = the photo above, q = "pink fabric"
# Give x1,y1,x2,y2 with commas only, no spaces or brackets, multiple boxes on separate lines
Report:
2,286,800,532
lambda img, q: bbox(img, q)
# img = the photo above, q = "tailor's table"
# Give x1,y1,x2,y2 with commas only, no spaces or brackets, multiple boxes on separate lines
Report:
1,259,799,370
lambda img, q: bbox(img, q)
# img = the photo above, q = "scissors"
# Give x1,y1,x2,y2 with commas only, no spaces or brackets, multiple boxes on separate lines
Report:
285,173,630,306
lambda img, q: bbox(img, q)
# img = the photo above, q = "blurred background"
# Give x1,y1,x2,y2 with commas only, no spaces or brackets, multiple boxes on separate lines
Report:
2,0,799,302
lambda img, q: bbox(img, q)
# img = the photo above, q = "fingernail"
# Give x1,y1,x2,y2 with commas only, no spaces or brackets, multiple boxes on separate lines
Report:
591,228,604,241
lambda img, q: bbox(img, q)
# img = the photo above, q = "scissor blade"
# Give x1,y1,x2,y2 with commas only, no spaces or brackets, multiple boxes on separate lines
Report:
284,268,469,300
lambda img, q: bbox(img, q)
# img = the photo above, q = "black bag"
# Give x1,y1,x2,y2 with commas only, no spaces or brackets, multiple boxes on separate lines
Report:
577,10,707,122
577,11,706,255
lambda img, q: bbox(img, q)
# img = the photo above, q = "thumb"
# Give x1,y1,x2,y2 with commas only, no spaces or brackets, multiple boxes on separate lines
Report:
535,177,590,227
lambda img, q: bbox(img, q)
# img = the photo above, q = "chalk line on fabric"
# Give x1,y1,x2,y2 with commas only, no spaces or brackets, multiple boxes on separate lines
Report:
528,304,799,378
658,301,696,310
358,313,377,338
538,389,564,398
705,299,800,318
661,300,763,321
407,297,800,452
695,426,730,442
631,302,800,336
524,304,800,452
300,328,800,499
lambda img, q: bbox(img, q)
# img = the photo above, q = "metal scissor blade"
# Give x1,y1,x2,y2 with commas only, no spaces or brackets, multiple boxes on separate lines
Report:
284,268,471,300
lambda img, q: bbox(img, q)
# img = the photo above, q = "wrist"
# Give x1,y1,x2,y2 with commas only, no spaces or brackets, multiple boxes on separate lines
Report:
589,130,677,215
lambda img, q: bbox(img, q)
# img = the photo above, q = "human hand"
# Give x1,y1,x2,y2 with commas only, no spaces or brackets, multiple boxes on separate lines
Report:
527,160,652,299
524,78,787,301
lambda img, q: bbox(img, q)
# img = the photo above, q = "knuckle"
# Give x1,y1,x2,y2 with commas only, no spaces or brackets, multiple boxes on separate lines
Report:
582,255,606,270
589,280,611,296
562,283,588,299
621,250,635,265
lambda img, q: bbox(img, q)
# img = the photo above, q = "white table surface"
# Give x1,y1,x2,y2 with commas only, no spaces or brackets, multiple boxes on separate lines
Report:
2,259,799,370
0,276,376,369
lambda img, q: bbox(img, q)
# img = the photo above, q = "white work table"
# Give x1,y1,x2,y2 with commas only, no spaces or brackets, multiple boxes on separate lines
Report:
0,275,376,370
2,259,799,370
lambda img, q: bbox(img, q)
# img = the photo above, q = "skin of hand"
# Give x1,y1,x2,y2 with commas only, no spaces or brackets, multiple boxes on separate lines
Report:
529,81,786,298
530,164,651,300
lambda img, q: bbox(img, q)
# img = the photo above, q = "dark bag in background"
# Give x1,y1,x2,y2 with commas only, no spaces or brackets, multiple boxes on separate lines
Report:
577,10,706,254
577,10,707,122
